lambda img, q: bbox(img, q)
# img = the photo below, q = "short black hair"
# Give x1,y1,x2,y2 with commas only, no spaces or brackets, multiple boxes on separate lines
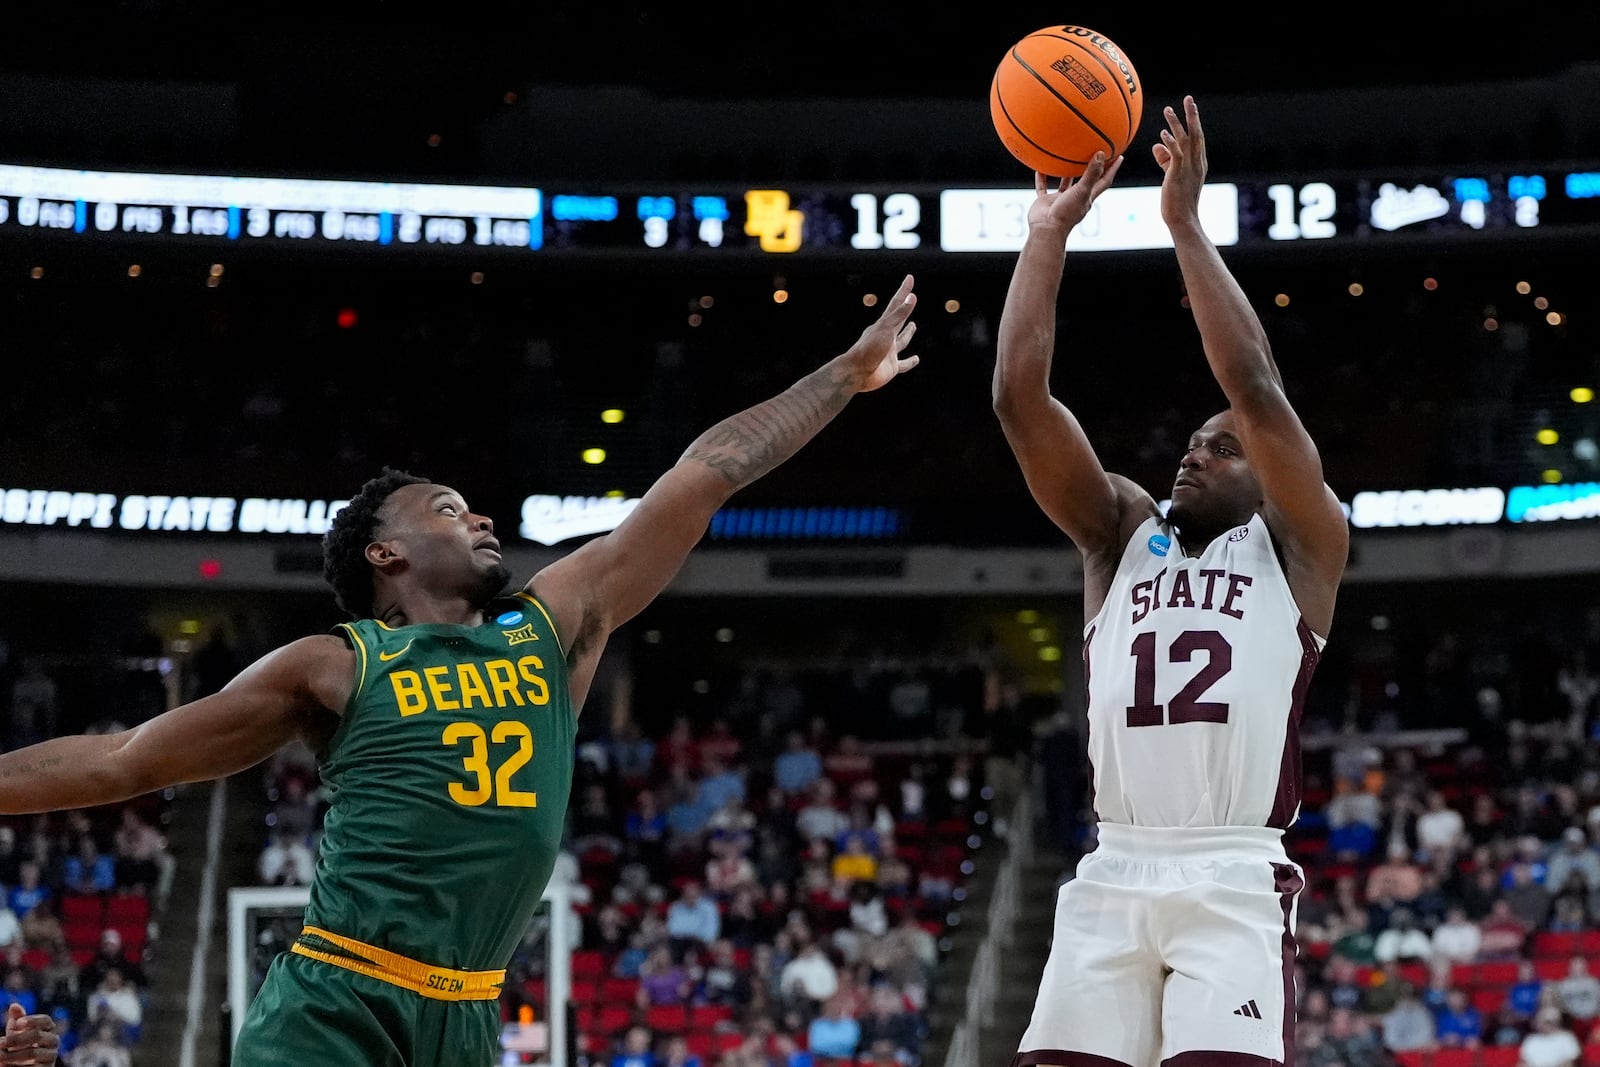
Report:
322,467,430,619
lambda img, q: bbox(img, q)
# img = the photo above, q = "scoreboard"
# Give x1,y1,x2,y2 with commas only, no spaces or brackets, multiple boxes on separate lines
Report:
2,160,1599,260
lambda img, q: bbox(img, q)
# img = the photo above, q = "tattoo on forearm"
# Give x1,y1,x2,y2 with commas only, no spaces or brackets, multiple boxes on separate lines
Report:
0,754,64,780
684,365,853,487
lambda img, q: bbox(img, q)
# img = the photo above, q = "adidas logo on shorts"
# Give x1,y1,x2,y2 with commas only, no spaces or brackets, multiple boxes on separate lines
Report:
1231,1000,1262,1019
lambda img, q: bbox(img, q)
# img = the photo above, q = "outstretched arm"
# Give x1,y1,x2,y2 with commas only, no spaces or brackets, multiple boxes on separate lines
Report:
1155,96,1348,631
0,636,350,814
992,155,1158,604
531,275,921,707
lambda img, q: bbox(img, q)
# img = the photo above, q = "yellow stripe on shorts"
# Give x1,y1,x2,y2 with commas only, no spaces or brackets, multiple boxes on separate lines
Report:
291,925,505,1001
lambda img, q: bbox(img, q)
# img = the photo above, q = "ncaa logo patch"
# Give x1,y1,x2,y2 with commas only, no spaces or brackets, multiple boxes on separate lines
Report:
495,610,525,626
1147,535,1170,557
1228,526,1249,542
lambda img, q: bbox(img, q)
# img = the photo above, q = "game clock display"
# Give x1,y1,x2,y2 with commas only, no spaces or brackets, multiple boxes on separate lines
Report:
0,161,1597,260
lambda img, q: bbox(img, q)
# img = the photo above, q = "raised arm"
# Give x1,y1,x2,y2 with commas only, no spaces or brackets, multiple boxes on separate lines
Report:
530,275,920,707
0,635,350,814
992,156,1159,596
1155,96,1349,629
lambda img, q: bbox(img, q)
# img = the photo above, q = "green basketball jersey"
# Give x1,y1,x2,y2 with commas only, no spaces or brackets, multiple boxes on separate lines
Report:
301,590,576,971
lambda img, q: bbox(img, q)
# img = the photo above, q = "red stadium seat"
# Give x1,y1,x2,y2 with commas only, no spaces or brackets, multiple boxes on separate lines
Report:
596,1005,630,1034
1472,986,1505,1014
1482,1045,1520,1067
1582,930,1600,956
570,950,606,980
1536,958,1570,981
1534,931,1583,958
62,920,101,950
1433,1048,1477,1067
690,1004,734,1030
59,893,102,923
20,950,48,973
644,1004,688,1033
714,1033,744,1054
1392,1053,1427,1067
601,977,639,1004
1584,1045,1600,1067
684,1034,714,1060
105,895,150,924
1469,960,1521,987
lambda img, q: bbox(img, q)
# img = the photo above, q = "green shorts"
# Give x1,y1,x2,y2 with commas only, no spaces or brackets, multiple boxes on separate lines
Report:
232,950,501,1066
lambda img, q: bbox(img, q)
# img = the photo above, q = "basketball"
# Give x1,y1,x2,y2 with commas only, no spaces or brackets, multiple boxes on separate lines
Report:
990,25,1143,178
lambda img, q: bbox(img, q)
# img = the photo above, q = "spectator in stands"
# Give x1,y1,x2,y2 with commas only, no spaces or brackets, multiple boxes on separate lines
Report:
1375,907,1432,964
1549,895,1588,933
609,719,657,789
665,880,720,960
857,983,922,1059
611,1024,659,1067
112,807,175,911
699,717,742,771
1429,904,1482,967
63,835,117,897
80,929,144,992
657,714,701,777
1415,789,1468,863
830,834,878,887
7,658,58,750
1309,1005,1387,1067
85,966,140,1042
704,834,759,900
623,788,670,878
774,731,823,797
1380,980,1436,1053
1367,841,1426,905
638,944,693,1006
7,862,48,920
1508,959,1545,1022
805,992,861,1062
705,796,757,846
1478,898,1532,961
0,901,22,953
1554,956,1600,1023
1434,987,1484,1048
659,1033,702,1067
258,827,315,887
796,780,849,845
1326,778,1382,862
267,775,320,845
39,943,80,1016
0,966,38,1016
1503,860,1553,931
695,754,746,824
1545,826,1600,919
1519,1006,1582,1067
74,1017,132,1067
664,764,712,848
1465,792,1506,850
719,886,774,950
571,782,625,860
20,900,60,953
779,942,839,1015
700,938,747,1008
1331,909,1379,967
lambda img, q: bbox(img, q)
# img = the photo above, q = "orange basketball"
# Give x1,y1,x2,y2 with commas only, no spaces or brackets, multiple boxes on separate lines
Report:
990,25,1143,178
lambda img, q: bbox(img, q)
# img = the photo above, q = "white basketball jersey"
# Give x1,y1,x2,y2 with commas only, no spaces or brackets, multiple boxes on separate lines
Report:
1082,513,1324,830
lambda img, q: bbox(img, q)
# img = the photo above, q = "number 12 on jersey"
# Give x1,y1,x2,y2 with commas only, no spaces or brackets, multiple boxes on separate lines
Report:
1126,630,1233,727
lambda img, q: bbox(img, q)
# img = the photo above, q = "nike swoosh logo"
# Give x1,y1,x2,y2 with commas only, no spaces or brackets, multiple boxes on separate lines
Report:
377,639,415,662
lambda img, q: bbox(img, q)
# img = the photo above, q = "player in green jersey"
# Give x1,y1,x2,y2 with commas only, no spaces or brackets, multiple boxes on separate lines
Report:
0,275,921,1065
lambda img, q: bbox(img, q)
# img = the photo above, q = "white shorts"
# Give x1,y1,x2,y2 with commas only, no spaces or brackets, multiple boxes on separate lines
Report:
1013,824,1302,1067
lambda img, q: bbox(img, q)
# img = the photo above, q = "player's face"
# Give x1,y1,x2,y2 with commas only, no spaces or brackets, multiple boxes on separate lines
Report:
1167,411,1262,534
378,482,510,603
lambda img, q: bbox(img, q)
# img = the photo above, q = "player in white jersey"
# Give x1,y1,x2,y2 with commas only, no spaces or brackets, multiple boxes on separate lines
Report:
991,97,1349,1067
